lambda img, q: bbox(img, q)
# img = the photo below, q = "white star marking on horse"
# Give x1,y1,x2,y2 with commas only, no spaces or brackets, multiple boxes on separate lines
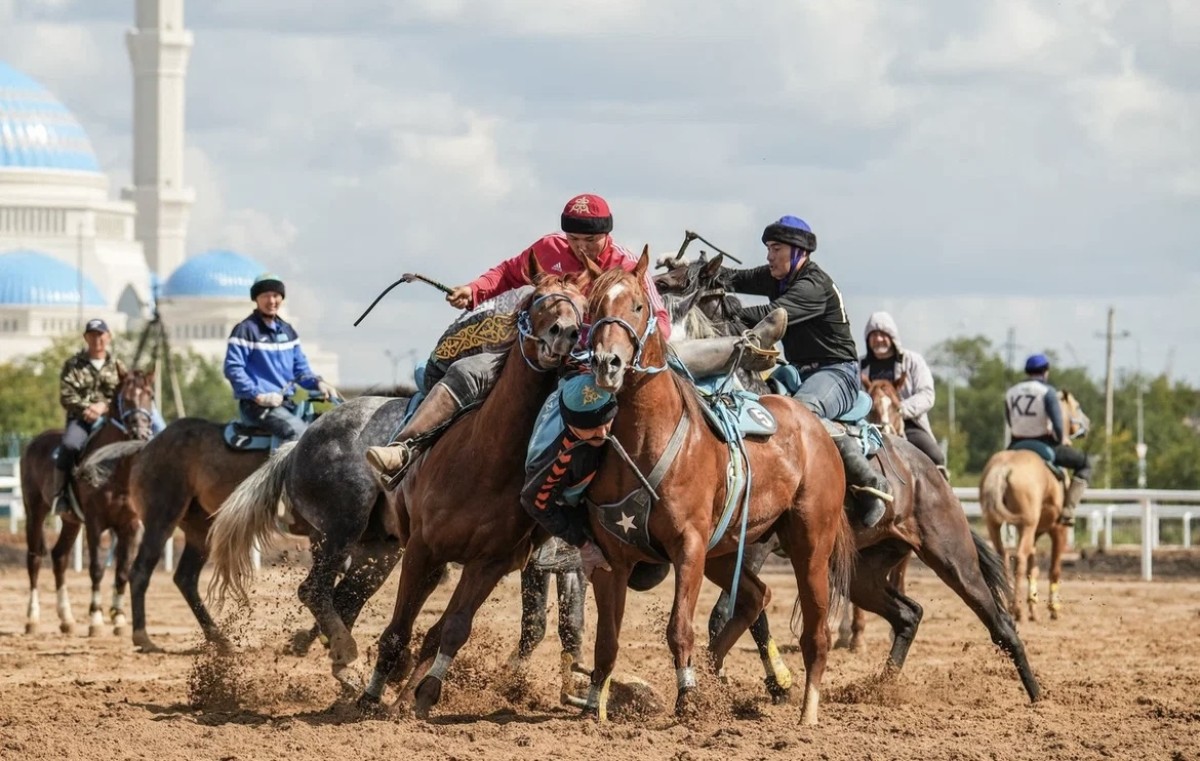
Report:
616,512,637,533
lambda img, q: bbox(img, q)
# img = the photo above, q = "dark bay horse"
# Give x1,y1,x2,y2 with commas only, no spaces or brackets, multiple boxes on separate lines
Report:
20,370,157,636
655,253,1041,704
587,250,854,725
355,267,589,717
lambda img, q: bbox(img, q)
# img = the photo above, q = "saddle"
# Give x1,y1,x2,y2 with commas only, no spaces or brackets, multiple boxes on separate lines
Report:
693,378,778,442
222,396,326,452
1008,439,1065,480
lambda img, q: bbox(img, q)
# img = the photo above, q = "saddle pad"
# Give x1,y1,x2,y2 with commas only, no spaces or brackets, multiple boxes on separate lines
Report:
222,422,275,451
1009,439,1064,479
694,385,777,442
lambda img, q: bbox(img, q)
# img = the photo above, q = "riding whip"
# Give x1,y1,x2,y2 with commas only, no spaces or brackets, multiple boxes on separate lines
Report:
353,273,456,326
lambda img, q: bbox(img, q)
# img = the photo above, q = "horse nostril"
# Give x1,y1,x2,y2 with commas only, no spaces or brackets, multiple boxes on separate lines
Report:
550,324,561,336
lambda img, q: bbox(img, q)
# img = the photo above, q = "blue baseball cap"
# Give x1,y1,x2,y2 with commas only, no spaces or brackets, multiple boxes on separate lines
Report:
84,318,109,335
1025,353,1050,374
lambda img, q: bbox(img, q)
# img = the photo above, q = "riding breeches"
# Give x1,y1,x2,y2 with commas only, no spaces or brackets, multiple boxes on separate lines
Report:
1052,444,1093,481
792,360,861,420
426,350,508,407
903,421,945,466
57,418,91,470
238,400,308,441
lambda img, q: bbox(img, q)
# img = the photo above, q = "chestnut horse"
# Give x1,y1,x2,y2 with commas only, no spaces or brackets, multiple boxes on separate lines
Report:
655,252,1041,705
351,266,590,717
979,390,1088,622
586,250,854,725
19,370,157,637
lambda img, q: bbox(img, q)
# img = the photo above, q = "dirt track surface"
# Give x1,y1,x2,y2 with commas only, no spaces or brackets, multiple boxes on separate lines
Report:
1,554,1198,761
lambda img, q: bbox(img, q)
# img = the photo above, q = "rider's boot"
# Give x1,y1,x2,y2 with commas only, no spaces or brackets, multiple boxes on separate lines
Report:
672,308,787,377
364,384,461,485
50,451,74,516
832,433,893,528
1060,477,1087,527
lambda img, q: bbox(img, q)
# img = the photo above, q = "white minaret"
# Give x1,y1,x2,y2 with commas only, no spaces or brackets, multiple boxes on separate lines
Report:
124,0,194,280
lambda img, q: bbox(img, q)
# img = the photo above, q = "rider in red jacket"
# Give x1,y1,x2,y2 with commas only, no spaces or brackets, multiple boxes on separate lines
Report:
366,194,670,480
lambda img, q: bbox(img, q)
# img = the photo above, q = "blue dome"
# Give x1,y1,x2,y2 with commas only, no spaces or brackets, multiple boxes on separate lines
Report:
0,250,106,306
161,249,268,299
0,61,100,172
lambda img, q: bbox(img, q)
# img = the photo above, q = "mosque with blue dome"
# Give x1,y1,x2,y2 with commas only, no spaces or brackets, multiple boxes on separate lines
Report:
0,0,338,381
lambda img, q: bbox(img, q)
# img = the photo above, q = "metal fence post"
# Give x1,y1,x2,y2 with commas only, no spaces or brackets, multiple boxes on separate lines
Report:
1141,498,1153,581
1185,512,1193,549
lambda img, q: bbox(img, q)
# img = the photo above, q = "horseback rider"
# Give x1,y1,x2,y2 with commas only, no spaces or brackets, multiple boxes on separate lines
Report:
364,193,673,480
860,311,948,475
223,273,339,442
52,318,125,515
719,215,893,527
1005,354,1092,526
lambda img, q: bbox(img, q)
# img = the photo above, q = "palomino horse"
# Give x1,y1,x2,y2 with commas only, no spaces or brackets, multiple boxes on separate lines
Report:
979,391,1088,622
587,250,854,725
125,396,331,652
655,253,1041,704
19,370,157,636
353,266,590,717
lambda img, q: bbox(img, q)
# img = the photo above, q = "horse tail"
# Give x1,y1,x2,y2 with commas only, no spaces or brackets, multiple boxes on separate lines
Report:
78,440,150,487
790,510,858,640
972,529,1015,611
206,441,298,610
980,463,1014,522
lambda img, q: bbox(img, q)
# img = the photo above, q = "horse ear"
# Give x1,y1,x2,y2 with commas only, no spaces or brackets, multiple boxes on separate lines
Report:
634,246,650,280
698,250,708,263
701,253,724,281
584,255,603,279
527,250,546,283
894,370,907,389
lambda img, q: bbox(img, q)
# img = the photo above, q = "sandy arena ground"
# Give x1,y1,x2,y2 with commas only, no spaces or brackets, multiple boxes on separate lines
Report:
1,543,1198,761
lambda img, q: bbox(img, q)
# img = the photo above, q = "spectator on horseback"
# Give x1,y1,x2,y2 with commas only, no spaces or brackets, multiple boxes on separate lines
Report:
859,311,948,474
1005,354,1093,526
52,318,125,515
223,273,338,442
365,193,672,481
720,215,893,528
521,372,615,574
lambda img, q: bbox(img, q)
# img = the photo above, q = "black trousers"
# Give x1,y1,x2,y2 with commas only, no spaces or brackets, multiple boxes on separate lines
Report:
903,421,945,467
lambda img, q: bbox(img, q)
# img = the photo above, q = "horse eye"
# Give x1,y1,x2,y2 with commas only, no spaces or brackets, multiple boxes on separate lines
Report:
634,302,644,313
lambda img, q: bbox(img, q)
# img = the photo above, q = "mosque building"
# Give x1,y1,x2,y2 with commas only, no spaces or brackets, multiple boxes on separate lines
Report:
0,0,338,381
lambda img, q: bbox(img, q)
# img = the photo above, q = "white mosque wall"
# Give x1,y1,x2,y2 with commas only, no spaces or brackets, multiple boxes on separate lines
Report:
0,305,127,365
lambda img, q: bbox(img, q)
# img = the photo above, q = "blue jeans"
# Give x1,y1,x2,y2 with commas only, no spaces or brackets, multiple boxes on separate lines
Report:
792,360,860,420
238,399,308,441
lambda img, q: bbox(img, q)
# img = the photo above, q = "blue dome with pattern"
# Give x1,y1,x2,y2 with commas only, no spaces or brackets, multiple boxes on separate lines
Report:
0,61,100,173
160,249,268,299
0,250,106,306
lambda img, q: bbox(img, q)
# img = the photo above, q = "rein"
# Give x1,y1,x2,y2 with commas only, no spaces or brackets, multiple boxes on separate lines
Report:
588,314,669,375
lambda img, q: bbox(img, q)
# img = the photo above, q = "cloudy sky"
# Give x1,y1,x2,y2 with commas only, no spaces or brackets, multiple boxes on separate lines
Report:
3,0,1197,387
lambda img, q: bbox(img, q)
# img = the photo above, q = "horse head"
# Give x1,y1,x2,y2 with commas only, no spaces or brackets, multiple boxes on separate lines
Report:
589,246,661,393
1058,390,1090,441
112,368,157,441
518,252,589,370
653,252,731,330
863,374,905,437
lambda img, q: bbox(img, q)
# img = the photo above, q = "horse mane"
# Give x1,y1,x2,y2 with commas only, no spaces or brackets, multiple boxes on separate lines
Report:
528,270,588,310
79,439,150,486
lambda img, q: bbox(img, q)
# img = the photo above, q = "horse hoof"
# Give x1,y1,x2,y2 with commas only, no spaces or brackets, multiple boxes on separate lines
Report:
60,622,75,635
288,628,318,657
333,665,364,692
355,692,387,717
674,688,701,720
113,624,129,638
764,676,790,705
24,622,37,636
88,624,105,638
132,629,163,653
413,676,442,719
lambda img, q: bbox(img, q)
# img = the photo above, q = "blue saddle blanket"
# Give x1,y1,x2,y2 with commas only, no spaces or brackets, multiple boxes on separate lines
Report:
692,377,777,441
222,421,283,452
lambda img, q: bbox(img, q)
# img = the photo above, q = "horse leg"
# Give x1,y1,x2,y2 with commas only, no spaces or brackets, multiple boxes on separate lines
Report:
848,543,922,675
110,520,142,637
513,562,550,667
703,554,790,702
130,487,189,653
172,539,228,649
1047,525,1065,620
411,558,512,719
49,520,83,635
85,523,107,637
357,542,444,712
708,539,771,641
1016,526,1039,623
586,562,633,722
24,509,48,635
297,536,357,682
916,529,1042,703
666,535,708,717
778,519,835,726
554,567,588,704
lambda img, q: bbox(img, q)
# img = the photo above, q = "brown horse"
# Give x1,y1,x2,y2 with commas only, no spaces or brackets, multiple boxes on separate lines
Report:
585,249,854,725
979,391,1088,622
354,264,590,717
19,370,157,636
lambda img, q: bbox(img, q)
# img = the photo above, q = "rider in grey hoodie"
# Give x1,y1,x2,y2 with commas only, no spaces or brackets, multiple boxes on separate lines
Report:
859,311,947,474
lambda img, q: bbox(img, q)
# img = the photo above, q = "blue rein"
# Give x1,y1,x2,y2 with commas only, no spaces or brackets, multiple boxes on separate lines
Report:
588,314,669,375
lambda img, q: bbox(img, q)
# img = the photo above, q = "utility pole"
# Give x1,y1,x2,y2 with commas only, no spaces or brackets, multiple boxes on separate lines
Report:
1002,327,1020,370
1136,340,1147,489
1096,307,1130,488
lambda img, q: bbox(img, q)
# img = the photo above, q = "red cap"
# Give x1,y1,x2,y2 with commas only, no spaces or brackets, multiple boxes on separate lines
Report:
561,194,613,235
